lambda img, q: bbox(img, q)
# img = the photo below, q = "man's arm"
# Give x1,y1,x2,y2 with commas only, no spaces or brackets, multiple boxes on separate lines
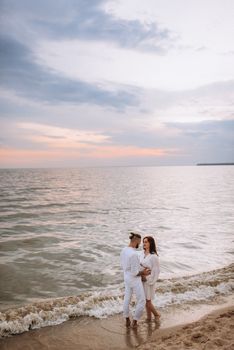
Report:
137,269,151,277
130,254,151,277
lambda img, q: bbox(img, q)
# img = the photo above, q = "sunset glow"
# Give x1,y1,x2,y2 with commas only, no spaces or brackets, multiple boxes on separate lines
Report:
0,0,233,167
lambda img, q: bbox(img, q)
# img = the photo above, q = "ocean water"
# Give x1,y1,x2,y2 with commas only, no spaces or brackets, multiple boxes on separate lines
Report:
0,166,233,336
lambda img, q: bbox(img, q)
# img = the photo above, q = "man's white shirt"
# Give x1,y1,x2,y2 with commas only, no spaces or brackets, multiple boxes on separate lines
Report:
120,247,141,281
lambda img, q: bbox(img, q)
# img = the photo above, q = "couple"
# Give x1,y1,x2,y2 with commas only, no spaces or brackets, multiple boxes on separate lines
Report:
120,232,160,328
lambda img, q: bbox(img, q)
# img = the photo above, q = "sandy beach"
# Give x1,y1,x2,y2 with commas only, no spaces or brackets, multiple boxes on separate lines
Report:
138,306,234,350
0,299,233,350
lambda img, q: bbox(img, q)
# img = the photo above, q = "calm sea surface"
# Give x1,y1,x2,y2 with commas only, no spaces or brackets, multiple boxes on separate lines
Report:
0,166,233,336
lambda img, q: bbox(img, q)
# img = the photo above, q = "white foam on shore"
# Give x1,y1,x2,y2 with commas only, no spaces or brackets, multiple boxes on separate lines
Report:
0,264,233,337
155,281,233,308
0,292,124,337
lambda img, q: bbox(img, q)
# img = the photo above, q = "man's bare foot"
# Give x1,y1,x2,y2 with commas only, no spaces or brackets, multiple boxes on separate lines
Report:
126,317,131,328
132,320,138,329
154,312,161,318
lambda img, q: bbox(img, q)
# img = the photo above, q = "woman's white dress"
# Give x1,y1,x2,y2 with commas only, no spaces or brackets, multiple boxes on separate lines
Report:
140,252,160,300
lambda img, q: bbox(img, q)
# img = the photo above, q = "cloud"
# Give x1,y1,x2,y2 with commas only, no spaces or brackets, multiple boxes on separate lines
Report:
140,80,234,123
166,119,234,162
15,122,180,158
0,0,172,53
0,122,179,168
0,1,233,167
223,50,234,56
0,35,138,108
106,119,234,164
0,118,233,167
168,119,234,139
33,36,234,91
0,145,179,169
18,122,111,147
0,120,180,167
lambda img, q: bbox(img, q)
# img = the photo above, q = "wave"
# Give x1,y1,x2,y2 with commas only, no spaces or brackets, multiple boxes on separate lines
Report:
0,264,233,338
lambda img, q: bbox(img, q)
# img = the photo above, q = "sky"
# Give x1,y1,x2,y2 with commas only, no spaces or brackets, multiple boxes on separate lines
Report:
0,0,233,168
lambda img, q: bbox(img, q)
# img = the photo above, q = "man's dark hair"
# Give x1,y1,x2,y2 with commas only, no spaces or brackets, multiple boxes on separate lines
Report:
129,232,141,240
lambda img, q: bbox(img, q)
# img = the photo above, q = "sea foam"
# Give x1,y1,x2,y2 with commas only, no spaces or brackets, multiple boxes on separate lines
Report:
0,264,233,338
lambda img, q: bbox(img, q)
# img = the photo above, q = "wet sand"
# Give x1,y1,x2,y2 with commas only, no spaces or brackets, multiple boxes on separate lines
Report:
138,306,234,350
0,300,233,350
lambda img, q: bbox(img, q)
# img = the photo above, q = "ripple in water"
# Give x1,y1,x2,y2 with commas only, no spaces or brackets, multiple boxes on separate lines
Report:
0,166,233,310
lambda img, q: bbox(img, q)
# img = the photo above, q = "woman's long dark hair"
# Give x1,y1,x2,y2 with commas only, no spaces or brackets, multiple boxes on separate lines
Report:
144,236,158,255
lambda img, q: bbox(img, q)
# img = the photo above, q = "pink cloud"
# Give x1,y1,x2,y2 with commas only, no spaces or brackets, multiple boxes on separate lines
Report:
0,145,179,167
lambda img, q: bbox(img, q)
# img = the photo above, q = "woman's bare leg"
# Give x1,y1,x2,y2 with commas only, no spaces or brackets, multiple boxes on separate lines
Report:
146,300,152,320
126,317,131,327
148,301,160,318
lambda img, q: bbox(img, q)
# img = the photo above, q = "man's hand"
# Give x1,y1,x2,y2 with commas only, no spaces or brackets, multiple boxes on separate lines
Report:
137,267,151,278
142,267,151,276
141,275,147,282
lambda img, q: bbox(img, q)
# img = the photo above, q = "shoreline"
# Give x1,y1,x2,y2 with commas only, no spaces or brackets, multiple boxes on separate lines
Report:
196,162,234,166
0,296,233,350
139,305,234,350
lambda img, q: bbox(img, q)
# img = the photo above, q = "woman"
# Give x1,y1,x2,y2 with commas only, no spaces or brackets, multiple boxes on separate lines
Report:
140,236,160,321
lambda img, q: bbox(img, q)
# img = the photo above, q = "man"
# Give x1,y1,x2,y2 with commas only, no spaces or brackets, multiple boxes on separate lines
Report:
120,232,151,328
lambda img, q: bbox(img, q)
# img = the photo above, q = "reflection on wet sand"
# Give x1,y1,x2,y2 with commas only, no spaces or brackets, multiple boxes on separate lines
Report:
124,319,161,348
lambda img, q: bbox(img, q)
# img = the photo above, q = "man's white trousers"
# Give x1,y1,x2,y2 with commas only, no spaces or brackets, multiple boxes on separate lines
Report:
123,278,145,321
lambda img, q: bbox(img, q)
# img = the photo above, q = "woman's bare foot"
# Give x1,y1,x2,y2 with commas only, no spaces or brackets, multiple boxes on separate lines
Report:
126,317,131,327
154,312,161,323
132,320,138,328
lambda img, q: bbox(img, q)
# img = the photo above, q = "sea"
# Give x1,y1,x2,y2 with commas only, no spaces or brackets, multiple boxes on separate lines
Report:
0,166,233,337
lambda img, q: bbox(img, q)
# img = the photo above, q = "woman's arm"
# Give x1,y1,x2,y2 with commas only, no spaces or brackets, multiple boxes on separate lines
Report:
146,255,160,285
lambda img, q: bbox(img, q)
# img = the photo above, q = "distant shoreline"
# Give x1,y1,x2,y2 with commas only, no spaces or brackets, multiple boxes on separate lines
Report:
197,163,234,166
